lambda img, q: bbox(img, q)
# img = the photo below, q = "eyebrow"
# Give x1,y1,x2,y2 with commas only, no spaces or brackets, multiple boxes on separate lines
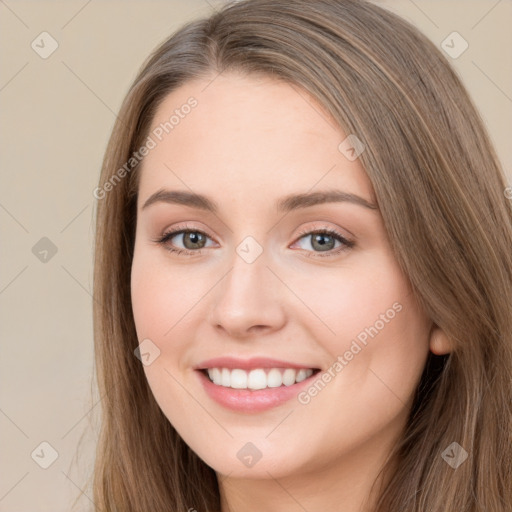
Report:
141,188,379,213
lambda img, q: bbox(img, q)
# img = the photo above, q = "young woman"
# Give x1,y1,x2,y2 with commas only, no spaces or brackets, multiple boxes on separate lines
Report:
92,0,512,510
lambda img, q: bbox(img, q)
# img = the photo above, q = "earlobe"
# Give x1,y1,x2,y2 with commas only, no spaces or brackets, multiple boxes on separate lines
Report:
429,324,453,355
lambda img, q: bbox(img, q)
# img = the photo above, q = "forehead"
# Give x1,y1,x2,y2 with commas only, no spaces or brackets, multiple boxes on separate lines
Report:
137,72,375,209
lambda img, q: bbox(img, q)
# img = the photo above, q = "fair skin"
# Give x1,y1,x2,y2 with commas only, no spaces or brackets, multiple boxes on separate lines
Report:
130,72,451,512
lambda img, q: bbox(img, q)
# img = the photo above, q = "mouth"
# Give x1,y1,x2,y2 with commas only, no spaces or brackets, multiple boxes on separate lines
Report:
200,367,321,390
194,357,322,413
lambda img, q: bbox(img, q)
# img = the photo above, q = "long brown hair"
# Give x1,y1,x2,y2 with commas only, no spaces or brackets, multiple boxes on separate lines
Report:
90,0,512,510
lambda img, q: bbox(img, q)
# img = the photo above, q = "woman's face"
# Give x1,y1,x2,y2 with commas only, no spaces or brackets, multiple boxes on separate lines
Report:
131,72,433,480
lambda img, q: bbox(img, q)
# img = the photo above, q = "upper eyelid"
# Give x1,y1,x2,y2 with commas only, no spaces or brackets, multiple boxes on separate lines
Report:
162,225,217,243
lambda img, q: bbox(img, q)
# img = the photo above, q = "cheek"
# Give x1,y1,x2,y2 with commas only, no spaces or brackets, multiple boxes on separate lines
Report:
130,261,163,341
130,253,204,423
296,250,430,399
289,251,413,348
130,250,199,342
289,259,430,458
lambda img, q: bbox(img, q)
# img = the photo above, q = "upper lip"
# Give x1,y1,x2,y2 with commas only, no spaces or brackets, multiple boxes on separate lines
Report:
195,357,319,371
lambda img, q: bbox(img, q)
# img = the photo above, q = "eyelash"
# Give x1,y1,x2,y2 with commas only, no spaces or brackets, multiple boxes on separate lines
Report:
153,225,355,258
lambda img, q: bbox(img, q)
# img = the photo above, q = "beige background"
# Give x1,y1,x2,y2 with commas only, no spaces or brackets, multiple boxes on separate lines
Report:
1,1,511,510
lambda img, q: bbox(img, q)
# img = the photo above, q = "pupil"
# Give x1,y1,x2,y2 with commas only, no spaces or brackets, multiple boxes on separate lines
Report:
185,232,204,249
312,234,333,251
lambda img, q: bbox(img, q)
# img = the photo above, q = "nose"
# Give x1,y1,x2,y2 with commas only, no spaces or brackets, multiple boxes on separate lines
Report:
208,247,287,339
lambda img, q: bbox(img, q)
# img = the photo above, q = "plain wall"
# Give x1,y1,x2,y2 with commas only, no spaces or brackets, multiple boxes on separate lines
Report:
1,1,511,510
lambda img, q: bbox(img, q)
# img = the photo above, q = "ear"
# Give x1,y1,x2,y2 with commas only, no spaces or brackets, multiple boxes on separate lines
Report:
429,324,453,355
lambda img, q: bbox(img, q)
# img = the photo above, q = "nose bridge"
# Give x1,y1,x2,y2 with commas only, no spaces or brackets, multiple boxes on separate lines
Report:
209,237,286,336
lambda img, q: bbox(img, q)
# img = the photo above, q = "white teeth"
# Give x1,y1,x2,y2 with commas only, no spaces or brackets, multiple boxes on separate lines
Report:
282,368,297,386
266,368,282,388
221,368,231,387
230,369,247,389
295,369,309,383
205,367,314,389
248,369,267,390
210,368,222,385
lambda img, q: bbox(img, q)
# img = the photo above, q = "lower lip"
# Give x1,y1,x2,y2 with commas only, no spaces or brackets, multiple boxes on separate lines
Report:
196,370,317,413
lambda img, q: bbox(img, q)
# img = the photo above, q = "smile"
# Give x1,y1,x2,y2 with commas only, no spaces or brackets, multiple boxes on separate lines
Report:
203,367,318,390
194,357,322,413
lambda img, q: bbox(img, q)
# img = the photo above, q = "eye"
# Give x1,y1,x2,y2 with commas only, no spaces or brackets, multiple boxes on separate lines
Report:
153,225,216,256
291,227,355,258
